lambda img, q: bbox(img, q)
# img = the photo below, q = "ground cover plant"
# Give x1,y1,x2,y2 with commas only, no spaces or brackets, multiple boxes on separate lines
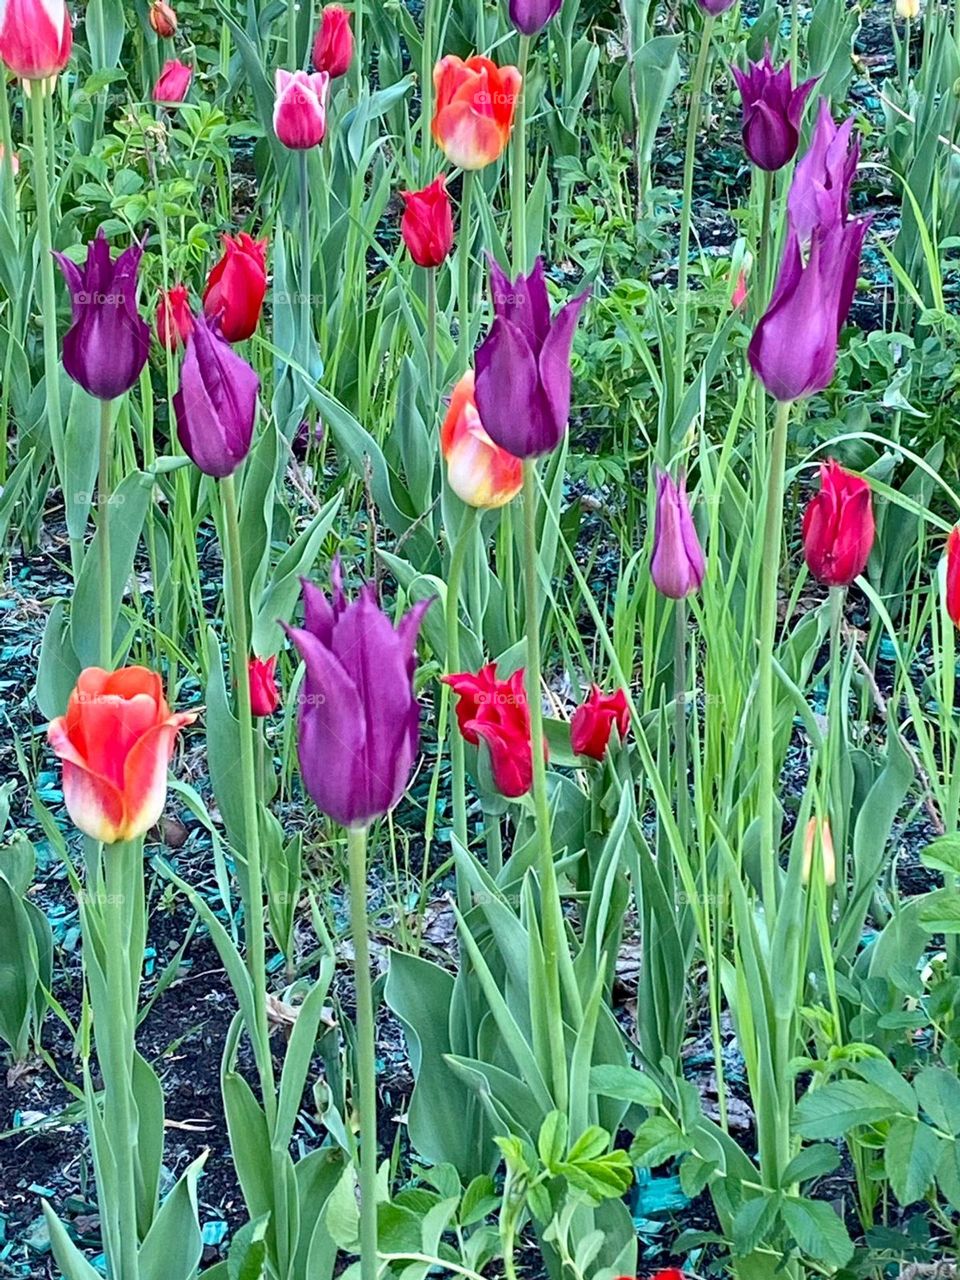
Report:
1,0,960,1276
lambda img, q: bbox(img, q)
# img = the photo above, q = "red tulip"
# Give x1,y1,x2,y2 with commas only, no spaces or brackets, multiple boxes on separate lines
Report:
400,174,454,269
153,58,192,104
156,284,194,351
273,68,329,150
945,527,960,628
203,231,268,343
249,656,280,717
440,371,522,509
312,4,353,79
442,663,547,798
801,459,874,587
47,667,195,844
570,686,629,760
0,0,72,83
432,54,522,171
148,0,177,37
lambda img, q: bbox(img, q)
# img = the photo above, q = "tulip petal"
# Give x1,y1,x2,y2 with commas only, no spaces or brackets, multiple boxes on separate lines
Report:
474,316,543,456
538,287,590,440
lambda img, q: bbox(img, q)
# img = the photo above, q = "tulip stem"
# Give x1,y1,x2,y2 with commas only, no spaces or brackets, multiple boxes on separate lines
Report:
521,459,567,1113
757,168,774,317
511,35,531,275
346,823,378,1280
458,170,474,371
446,505,478,903
825,584,845,846
99,397,114,668
674,14,714,416
426,267,437,409
674,595,689,842
757,396,791,921
220,472,277,1126
298,149,312,372
420,0,437,182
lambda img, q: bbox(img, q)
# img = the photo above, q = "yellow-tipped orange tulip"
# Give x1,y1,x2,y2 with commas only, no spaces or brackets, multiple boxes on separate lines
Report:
48,667,195,843
441,371,523,509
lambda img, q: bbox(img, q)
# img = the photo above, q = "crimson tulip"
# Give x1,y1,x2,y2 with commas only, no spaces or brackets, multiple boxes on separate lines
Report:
801,459,874,587
249,656,280,717
0,0,72,83
312,4,353,79
156,283,194,351
400,175,454,268
442,663,547,798
440,371,522,508
203,231,268,343
571,686,629,760
153,57,192,103
944,527,960,627
432,55,522,171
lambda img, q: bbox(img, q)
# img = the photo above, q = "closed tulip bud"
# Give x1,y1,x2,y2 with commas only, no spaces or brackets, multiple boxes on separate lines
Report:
802,817,836,886
801,459,874,587
696,0,736,13
0,144,20,176
570,686,630,760
400,175,454,268
173,314,260,477
273,68,330,150
0,0,72,83
54,229,151,401
731,46,817,172
440,371,522,508
284,564,433,828
148,0,177,37
312,4,353,79
474,256,589,458
896,0,921,18
203,231,268,343
432,54,522,171
508,0,562,36
155,283,194,351
650,470,706,599
442,664,547,799
945,528,960,628
47,667,195,843
249,656,280,717
153,57,192,103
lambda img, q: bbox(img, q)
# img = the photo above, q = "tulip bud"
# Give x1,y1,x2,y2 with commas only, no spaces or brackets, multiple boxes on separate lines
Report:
156,283,194,351
696,0,736,12
400,175,454,268
0,144,20,176
508,0,561,36
896,0,921,17
173,315,260,477
149,0,177,37
440,371,522,509
570,686,630,760
153,57,192,104
249,656,280,717
944,528,960,627
0,0,72,84
650,470,706,599
731,47,817,173
273,68,330,150
312,4,353,79
801,459,874,587
202,232,268,344
802,817,836,886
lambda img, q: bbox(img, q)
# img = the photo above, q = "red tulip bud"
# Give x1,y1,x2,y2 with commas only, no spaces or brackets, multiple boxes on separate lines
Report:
801,459,874,587
149,0,177,38
249,656,280,717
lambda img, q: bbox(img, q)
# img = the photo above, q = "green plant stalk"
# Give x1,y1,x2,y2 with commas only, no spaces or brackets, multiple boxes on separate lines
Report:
757,396,791,920
826,586,845,832
426,267,437,409
99,398,114,667
221,473,277,1124
789,0,800,72
485,811,503,877
674,15,714,413
347,823,378,1280
446,505,478,906
756,168,774,318
299,149,312,372
511,35,531,274
458,170,475,370
674,595,689,842
420,0,438,181
522,459,567,1113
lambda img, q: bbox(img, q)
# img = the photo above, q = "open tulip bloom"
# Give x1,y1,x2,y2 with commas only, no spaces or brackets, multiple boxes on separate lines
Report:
431,54,522,170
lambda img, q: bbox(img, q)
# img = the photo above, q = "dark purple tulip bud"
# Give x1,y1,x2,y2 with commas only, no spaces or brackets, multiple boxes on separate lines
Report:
508,0,562,36
696,0,737,14
54,228,150,401
474,257,589,458
283,562,434,829
650,470,706,599
731,45,817,172
173,315,259,477
787,97,860,247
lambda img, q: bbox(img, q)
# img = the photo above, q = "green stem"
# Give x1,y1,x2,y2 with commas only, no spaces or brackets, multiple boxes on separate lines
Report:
756,168,774,319
458,170,475,370
221,472,276,1125
298,149,312,370
521,459,567,1112
426,267,437,409
826,585,845,826
485,812,503,878
99,397,114,668
347,824,378,1280
510,35,531,275
674,15,714,414
674,595,689,842
789,0,800,73
446,505,479,906
757,397,791,921
420,0,437,181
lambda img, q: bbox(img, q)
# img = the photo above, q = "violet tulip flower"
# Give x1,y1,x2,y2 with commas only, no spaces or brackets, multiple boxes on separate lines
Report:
787,98,860,247
509,0,562,36
284,563,433,829
696,0,736,14
650,470,706,599
173,315,259,477
474,256,589,458
54,229,150,401
731,46,816,172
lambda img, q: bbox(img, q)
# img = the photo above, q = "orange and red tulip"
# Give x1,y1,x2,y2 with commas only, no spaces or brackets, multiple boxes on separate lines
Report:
431,54,521,171
440,371,522,509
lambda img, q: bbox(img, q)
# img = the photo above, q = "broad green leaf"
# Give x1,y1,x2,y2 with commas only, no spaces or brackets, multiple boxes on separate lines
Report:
781,1196,854,1267
884,1117,942,1206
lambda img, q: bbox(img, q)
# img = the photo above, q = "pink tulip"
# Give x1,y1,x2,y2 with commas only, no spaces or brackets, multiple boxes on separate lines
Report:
273,68,330,150
153,58,192,104
0,0,72,83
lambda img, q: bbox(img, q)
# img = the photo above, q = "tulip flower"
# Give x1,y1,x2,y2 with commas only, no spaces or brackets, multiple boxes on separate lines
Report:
730,266,749,310
650,470,706,599
54,229,151,402
156,283,194,351
474,256,589,458
0,0,72,83
148,0,177,37
400,175,454,269
787,98,860,248
203,231,268,344
153,57,192,103
945,528,960,627
571,686,630,760
312,4,353,79
173,314,260,477
442,663,547,799
432,54,522,171
249,656,280,717
509,0,562,36
273,68,330,150
731,47,816,172
284,564,433,828
801,459,874,587
802,816,836,886
695,0,736,12
0,144,20,176
47,667,195,844
896,0,921,18
440,371,523,508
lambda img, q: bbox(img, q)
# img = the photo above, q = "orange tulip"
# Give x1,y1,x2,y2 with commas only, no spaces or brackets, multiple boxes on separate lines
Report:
48,667,195,844
802,816,836,886
431,54,521,171
440,371,522,508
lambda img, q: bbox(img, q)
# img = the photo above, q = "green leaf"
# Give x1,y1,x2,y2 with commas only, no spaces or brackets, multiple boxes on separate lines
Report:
538,1111,568,1172
731,1192,781,1257
781,1196,854,1267
325,1164,360,1250
915,1067,960,1134
138,1153,206,1280
884,1117,942,1206
779,1144,841,1188
918,889,960,934
919,834,960,877
628,1115,689,1168
794,1081,905,1139
459,1176,497,1227
588,1064,662,1109
227,1214,270,1280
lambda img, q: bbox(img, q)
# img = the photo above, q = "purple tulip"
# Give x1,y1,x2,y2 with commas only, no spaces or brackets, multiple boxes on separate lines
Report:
54,229,150,401
283,564,433,829
173,315,260,477
787,98,860,247
508,0,562,35
650,470,706,599
731,46,817,172
696,0,737,14
474,256,590,458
